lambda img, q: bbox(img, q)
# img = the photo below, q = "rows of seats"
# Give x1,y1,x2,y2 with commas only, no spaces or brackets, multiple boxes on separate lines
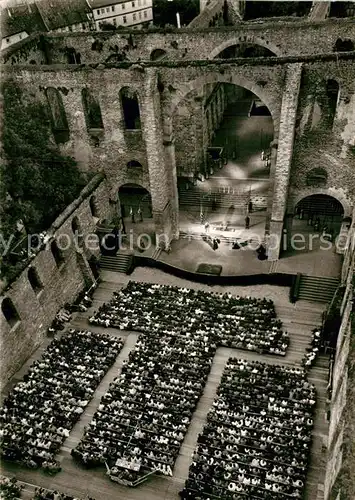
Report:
34,486,95,500
0,476,23,498
89,282,289,355
0,476,95,500
74,283,289,477
73,327,215,477
180,359,316,499
0,330,123,470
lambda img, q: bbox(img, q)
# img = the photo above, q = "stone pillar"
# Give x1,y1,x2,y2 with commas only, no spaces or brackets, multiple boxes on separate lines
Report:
194,94,206,177
141,68,178,247
59,87,89,169
265,140,278,233
227,0,246,21
267,63,303,261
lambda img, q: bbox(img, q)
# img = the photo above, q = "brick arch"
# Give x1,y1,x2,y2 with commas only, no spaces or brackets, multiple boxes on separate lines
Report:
292,189,352,218
208,36,283,60
170,72,280,137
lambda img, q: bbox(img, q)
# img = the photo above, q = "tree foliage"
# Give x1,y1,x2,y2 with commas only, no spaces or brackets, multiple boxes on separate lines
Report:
0,82,86,240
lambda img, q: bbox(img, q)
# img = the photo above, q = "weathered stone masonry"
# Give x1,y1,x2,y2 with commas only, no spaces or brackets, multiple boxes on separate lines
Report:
3,19,355,65
4,51,354,256
0,175,113,388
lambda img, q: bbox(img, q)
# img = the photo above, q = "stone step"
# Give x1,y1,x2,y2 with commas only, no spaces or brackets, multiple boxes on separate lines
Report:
99,254,132,274
298,275,339,304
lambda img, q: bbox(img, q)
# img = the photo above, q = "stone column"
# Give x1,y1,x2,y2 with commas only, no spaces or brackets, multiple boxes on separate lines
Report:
194,94,206,178
264,140,278,233
141,68,178,247
59,87,89,169
267,63,303,260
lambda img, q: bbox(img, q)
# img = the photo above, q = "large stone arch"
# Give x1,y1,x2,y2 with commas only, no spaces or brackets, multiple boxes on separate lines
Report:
209,36,283,60
170,71,280,138
110,178,151,202
291,188,352,218
118,182,152,219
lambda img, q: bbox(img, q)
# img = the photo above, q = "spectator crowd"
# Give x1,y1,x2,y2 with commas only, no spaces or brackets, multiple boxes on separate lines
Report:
72,282,289,479
0,330,123,471
89,282,289,355
73,326,215,477
0,476,96,500
1,281,319,499
180,359,316,499
302,328,322,369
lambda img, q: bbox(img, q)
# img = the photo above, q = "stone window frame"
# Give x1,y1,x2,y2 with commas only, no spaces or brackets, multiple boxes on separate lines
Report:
1,297,21,329
119,86,142,130
28,266,44,296
51,239,65,269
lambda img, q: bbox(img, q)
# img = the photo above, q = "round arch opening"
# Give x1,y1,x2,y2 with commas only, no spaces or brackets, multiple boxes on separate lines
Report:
283,194,346,257
214,43,276,60
172,79,275,243
295,194,344,219
150,49,167,61
118,183,152,219
209,38,281,60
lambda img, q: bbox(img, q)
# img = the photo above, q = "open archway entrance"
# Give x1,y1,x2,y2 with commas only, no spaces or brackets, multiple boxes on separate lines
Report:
282,194,345,257
173,80,274,250
118,183,152,220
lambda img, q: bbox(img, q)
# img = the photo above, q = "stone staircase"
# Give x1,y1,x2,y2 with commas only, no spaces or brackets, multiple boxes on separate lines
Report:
298,275,340,303
99,253,133,274
178,187,267,212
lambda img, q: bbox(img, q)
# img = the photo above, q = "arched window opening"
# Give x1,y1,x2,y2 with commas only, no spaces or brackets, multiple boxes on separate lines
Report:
1,297,20,327
71,216,83,247
71,216,80,234
66,47,81,64
51,240,65,267
28,266,43,294
82,88,104,130
306,168,328,187
127,160,143,168
326,79,339,128
45,87,69,143
150,49,167,61
89,196,99,218
215,43,275,60
333,38,354,52
120,87,141,130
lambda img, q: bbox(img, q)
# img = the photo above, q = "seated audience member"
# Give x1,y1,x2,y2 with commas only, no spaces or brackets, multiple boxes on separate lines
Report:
180,359,315,500
0,330,123,470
